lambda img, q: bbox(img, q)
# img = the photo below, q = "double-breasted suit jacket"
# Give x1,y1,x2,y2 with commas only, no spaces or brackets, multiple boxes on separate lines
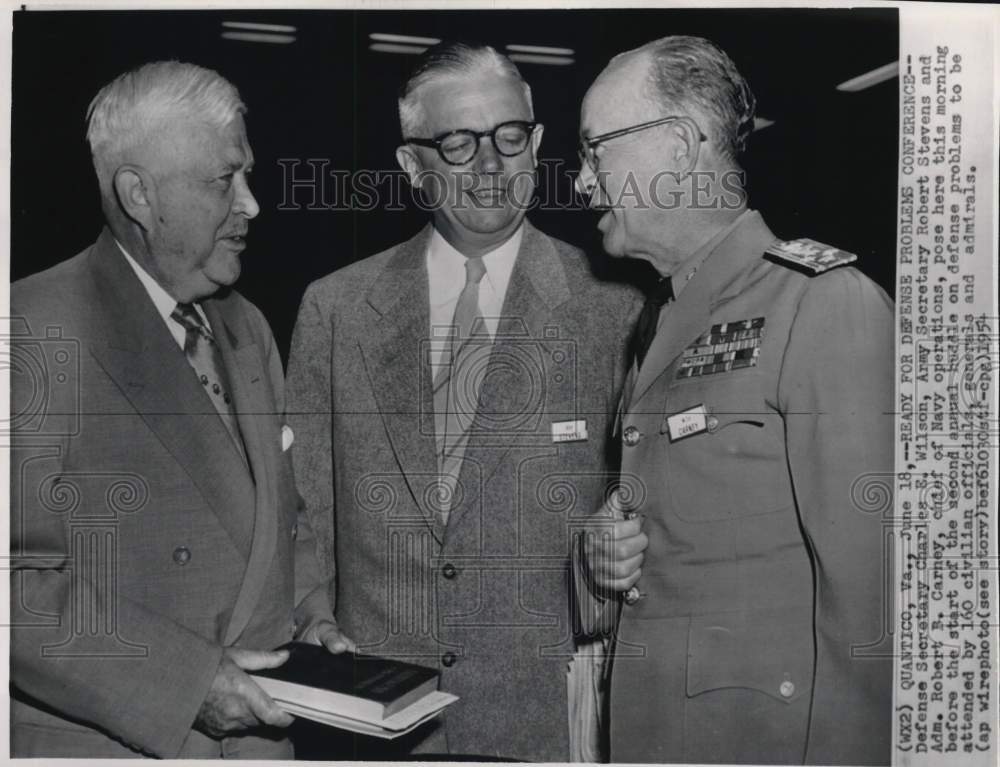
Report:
286,220,638,760
10,229,332,758
582,211,894,765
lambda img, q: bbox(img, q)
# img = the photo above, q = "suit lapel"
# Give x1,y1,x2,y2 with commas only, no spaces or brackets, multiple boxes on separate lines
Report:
359,226,444,540
448,221,571,532
628,211,778,410
204,298,281,645
85,232,257,559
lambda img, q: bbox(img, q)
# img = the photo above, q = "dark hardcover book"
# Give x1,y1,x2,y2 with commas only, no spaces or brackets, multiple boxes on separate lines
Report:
250,642,439,721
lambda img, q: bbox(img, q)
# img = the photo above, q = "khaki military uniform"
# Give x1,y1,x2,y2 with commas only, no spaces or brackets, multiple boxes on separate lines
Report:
584,210,893,765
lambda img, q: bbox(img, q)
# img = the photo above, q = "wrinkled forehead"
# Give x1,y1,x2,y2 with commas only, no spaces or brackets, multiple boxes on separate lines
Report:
141,113,253,172
418,73,532,134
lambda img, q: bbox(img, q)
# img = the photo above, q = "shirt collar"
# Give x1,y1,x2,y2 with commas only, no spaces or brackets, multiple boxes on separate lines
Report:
115,239,209,326
427,224,523,295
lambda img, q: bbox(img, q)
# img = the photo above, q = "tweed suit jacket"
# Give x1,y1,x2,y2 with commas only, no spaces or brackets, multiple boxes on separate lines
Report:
285,220,639,760
579,211,894,765
9,229,333,758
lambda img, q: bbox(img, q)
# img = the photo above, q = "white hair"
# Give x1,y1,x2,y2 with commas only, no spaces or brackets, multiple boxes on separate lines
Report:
398,42,533,138
86,60,245,193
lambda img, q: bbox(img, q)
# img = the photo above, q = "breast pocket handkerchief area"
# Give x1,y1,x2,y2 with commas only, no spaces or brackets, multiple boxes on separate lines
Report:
281,424,294,452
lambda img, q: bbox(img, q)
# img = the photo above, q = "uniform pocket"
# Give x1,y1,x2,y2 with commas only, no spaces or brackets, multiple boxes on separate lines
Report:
664,377,794,522
686,605,813,704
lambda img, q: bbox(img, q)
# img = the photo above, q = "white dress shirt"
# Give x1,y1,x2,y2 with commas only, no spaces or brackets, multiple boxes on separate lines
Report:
116,240,211,349
426,225,522,373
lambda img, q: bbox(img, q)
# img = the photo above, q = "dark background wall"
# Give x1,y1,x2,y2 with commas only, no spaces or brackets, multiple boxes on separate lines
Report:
11,7,899,363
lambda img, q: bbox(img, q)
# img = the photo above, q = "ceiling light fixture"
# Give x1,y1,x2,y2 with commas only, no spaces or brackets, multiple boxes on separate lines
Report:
369,43,430,55
508,53,574,66
370,33,441,46
836,61,899,92
222,21,296,34
506,44,575,56
221,31,296,44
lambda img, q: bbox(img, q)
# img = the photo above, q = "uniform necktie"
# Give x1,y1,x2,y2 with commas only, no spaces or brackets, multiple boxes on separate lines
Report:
433,257,488,525
170,302,246,460
630,275,674,371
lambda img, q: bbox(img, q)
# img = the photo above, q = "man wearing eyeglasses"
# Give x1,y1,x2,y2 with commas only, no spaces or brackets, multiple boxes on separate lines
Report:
285,41,638,760
574,36,893,764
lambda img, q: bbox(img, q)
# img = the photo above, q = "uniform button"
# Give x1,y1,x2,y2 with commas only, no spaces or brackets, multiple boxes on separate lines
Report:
291,524,298,541
622,426,641,447
442,563,458,579
706,415,720,432
623,586,642,605
441,652,457,667
172,546,191,565
779,680,795,698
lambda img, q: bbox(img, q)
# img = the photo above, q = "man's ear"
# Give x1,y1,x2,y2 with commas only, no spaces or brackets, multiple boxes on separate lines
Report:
395,145,424,187
112,165,155,231
668,118,703,175
529,123,545,167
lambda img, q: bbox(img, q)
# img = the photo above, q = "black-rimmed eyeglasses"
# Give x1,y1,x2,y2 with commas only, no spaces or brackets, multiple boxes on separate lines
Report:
578,115,707,169
405,120,538,166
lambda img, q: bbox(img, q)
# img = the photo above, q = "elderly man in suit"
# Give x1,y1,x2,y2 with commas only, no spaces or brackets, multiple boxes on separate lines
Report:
9,61,344,759
575,36,893,764
286,41,637,760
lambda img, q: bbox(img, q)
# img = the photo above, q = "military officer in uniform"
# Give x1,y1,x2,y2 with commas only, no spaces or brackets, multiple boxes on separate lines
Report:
575,36,893,765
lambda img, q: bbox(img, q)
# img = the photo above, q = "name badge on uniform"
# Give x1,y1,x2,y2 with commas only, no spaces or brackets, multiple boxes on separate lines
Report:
665,404,708,442
552,419,588,443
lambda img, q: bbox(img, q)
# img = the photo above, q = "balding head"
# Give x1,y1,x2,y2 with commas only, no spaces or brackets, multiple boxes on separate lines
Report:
625,35,756,164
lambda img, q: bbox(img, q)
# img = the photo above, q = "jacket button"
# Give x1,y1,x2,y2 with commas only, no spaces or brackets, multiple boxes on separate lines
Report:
622,426,641,447
441,652,457,667
442,563,457,579
706,415,720,432
172,546,191,565
779,680,795,698
291,524,298,541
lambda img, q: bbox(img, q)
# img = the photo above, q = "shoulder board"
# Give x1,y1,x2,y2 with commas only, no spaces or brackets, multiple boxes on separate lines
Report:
764,238,857,275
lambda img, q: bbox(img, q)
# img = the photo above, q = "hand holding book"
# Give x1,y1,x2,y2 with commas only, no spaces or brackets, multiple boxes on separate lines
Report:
299,618,356,654
249,642,457,738
194,647,294,738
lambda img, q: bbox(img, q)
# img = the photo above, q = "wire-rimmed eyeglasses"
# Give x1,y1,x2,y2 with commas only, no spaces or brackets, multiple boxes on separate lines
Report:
578,115,707,170
405,120,538,166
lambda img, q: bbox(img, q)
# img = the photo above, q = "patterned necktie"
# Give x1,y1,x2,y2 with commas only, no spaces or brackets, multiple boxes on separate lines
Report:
432,257,488,524
170,302,246,461
630,275,674,371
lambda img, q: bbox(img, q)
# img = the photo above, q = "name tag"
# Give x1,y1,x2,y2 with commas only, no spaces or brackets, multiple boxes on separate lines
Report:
552,419,588,443
665,404,708,442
